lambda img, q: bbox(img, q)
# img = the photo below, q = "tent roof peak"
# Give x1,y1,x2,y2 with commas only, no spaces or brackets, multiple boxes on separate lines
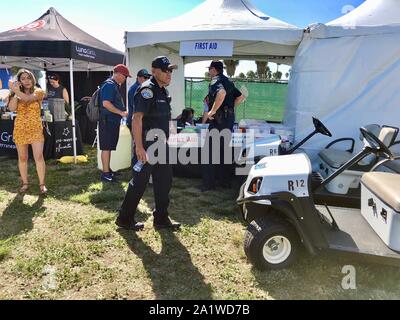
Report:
133,0,300,33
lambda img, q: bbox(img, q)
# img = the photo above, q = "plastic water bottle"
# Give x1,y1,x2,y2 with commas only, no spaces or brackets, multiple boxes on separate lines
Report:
42,99,49,111
133,160,144,173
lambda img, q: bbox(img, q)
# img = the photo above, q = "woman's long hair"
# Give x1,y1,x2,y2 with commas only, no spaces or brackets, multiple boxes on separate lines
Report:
17,69,37,94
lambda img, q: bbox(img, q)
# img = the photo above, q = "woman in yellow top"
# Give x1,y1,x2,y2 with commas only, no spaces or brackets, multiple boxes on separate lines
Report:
8,69,48,195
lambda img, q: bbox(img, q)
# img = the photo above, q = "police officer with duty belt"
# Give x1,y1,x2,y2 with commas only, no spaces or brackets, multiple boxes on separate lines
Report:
201,61,245,192
116,56,181,231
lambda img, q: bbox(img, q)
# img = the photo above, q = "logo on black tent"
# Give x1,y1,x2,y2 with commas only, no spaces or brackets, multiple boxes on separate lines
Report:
75,46,97,60
15,20,46,32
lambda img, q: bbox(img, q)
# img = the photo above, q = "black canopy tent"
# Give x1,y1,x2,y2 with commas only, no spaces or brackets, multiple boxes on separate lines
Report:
0,7,125,161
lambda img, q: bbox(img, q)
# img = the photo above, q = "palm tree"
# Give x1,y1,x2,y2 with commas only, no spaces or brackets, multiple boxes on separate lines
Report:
224,60,240,78
256,61,269,80
246,70,256,79
286,68,292,80
237,72,246,79
273,71,283,80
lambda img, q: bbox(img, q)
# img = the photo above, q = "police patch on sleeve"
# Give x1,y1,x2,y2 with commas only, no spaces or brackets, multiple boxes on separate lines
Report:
141,88,154,100
210,79,218,86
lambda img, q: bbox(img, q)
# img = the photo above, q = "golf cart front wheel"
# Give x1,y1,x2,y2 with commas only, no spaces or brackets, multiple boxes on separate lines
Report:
244,218,299,270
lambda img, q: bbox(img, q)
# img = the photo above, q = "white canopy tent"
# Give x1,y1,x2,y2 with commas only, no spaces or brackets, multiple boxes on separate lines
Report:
125,0,303,116
285,0,400,160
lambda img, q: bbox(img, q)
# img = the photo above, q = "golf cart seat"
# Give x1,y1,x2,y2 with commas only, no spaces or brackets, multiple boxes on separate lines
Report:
319,124,381,169
383,160,400,174
318,125,399,194
381,141,400,174
361,172,400,251
362,172,400,212
319,148,369,169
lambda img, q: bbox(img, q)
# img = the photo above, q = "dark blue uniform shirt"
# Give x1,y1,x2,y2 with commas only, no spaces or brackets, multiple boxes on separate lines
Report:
208,73,242,129
208,73,242,110
134,77,172,139
127,81,141,128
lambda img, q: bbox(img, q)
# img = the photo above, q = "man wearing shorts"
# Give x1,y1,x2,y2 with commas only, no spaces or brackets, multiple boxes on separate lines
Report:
99,64,130,183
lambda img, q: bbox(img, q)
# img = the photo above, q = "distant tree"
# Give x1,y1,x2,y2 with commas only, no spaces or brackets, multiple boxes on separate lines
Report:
267,70,272,80
256,61,269,80
246,70,256,79
286,68,292,79
224,60,239,77
237,72,246,79
273,71,283,80
285,72,290,79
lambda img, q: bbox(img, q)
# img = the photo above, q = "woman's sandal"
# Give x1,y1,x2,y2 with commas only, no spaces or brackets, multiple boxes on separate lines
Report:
39,184,48,196
18,183,29,194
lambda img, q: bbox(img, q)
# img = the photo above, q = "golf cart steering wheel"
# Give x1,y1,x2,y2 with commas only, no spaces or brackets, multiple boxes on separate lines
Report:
360,127,393,159
313,117,332,137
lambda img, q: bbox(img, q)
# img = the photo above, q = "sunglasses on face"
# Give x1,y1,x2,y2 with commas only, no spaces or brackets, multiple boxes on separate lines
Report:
161,69,173,74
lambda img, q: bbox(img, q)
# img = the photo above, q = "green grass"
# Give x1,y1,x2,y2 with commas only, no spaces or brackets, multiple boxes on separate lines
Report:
185,79,288,122
1,147,400,300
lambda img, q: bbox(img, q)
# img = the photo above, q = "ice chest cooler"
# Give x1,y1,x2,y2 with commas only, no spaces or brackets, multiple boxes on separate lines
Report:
48,98,66,122
361,172,400,251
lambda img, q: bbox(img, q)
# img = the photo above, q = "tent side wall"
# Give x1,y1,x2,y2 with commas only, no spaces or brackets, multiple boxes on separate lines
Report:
128,46,185,118
285,32,400,160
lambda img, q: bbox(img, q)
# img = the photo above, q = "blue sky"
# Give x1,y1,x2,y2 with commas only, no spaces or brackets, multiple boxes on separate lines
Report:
0,0,365,77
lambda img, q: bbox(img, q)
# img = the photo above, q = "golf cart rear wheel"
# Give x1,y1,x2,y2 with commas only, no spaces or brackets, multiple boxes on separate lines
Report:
244,217,299,270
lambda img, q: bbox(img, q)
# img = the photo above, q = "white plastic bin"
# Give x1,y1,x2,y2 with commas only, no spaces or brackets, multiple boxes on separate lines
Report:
97,124,132,171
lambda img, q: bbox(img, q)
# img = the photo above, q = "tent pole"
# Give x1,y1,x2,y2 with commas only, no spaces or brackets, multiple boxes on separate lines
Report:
125,48,130,113
69,59,77,164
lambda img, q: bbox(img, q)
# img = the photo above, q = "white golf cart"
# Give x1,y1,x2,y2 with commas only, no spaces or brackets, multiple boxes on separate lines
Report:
314,124,399,208
237,124,400,270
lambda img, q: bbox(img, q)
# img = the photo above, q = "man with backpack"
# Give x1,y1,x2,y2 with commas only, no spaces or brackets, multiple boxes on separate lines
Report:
98,64,131,183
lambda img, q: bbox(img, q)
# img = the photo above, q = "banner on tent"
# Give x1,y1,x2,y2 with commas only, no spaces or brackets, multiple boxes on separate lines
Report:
180,41,233,57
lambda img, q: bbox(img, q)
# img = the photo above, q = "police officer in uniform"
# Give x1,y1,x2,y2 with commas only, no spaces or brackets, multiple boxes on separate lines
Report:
116,56,181,231
201,61,245,192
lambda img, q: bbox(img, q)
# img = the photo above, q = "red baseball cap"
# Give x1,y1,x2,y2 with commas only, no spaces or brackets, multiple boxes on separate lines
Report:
113,64,132,78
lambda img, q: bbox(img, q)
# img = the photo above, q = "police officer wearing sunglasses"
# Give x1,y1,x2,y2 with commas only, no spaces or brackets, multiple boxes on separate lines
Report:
116,56,181,231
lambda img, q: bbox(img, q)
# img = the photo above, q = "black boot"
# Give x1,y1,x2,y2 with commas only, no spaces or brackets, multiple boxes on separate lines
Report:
116,211,144,231
153,215,181,231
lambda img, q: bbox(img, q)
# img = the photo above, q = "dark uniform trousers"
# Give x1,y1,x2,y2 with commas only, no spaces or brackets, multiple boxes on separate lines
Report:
202,107,235,188
119,142,172,224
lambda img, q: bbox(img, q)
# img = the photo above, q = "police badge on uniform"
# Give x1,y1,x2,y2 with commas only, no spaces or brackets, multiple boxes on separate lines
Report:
141,88,154,99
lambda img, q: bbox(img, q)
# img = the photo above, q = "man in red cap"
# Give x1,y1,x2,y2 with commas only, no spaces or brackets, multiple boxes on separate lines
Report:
98,64,131,183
